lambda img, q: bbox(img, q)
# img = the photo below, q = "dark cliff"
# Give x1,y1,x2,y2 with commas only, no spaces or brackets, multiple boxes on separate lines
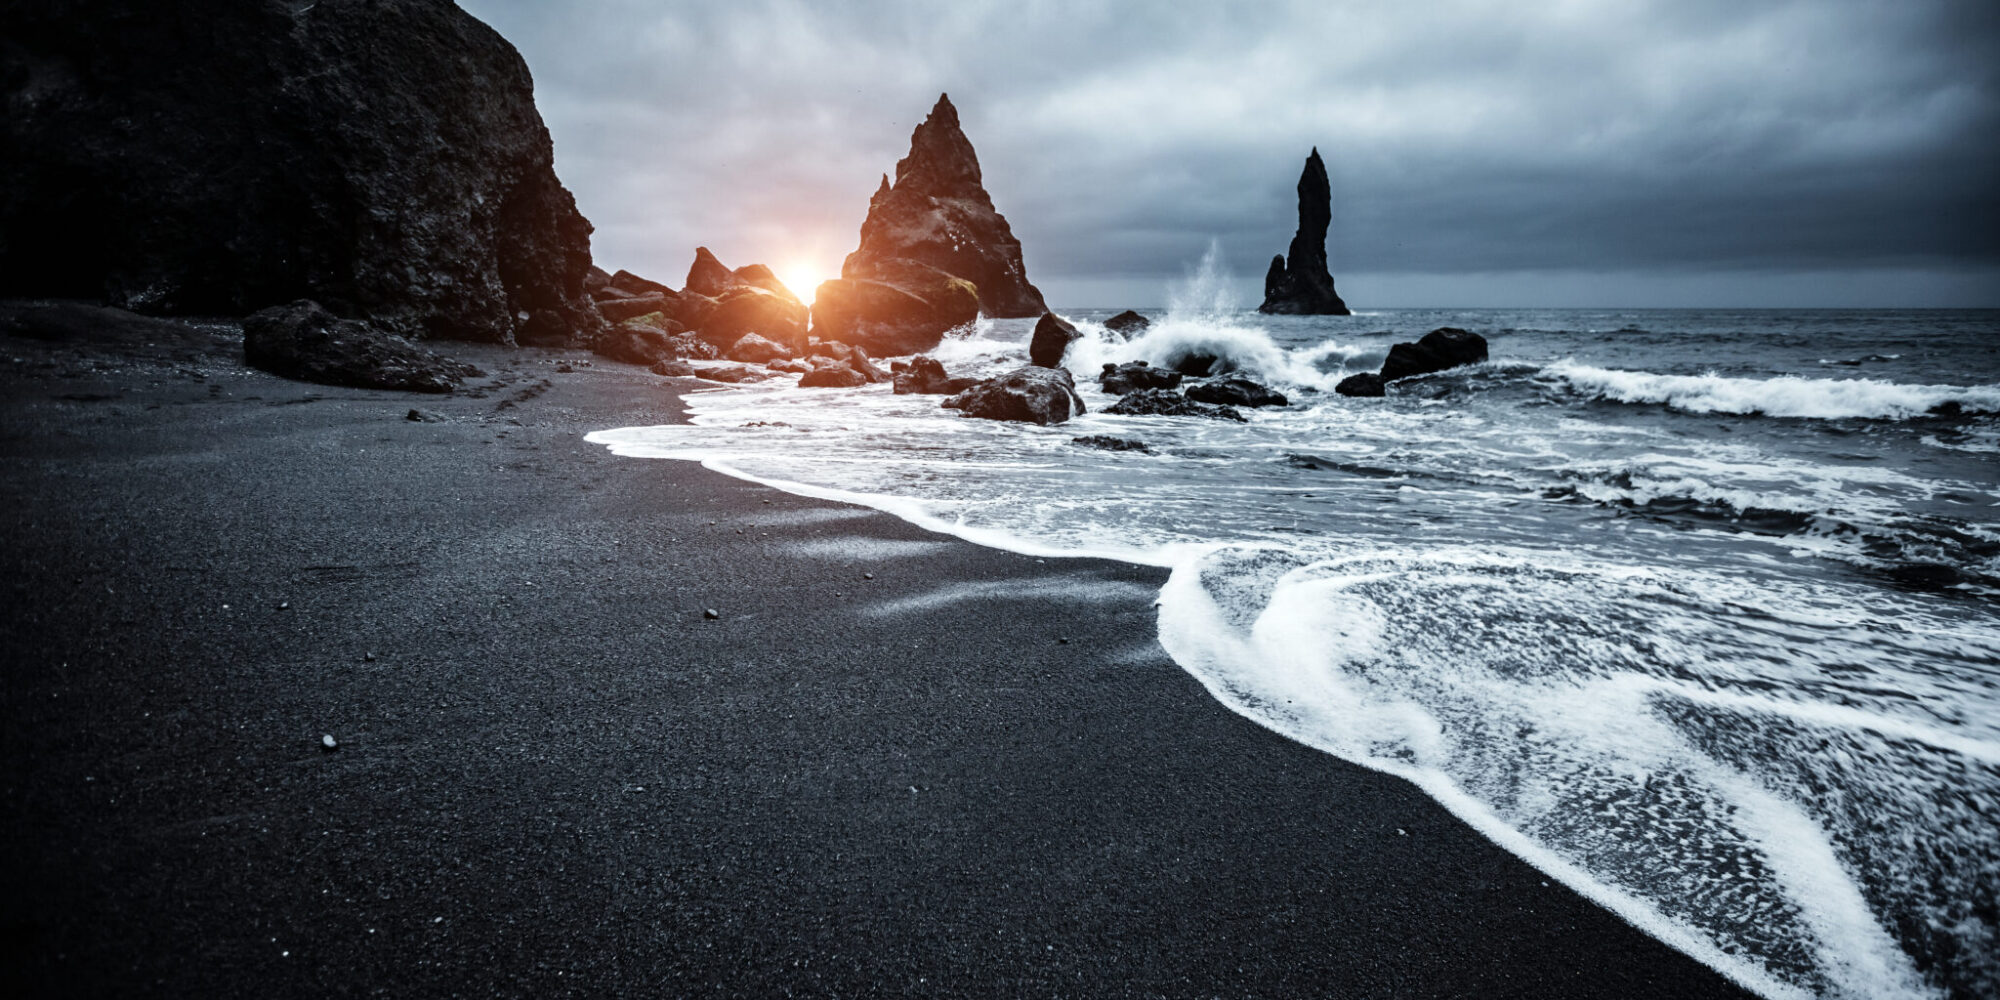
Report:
0,0,604,345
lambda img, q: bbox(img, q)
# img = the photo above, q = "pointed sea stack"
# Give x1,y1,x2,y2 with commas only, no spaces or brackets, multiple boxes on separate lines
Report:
1258,148,1351,316
812,94,1046,355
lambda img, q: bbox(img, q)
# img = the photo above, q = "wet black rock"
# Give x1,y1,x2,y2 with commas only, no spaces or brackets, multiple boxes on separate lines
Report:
724,333,794,364
1186,373,1288,408
943,366,1086,425
649,359,697,378
1103,388,1246,422
1172,353,1223,378
594,328,681,367
1,0,604,346
1335,372,1387,397
1071,435,1151,453
1104,310,1151,336
1380,327,1488,381
243,300,480,393
696,365,765,384
1029,313,1083,368
799,362,870,388
1258,148,1351,316
892,356,978,395
1098,361,1183,396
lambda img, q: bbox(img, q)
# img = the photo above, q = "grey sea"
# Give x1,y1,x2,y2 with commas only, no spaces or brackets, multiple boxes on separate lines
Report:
591,265,2000,1000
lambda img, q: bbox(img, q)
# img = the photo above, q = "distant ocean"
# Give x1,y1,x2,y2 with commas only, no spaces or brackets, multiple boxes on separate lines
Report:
590,255,2000,1000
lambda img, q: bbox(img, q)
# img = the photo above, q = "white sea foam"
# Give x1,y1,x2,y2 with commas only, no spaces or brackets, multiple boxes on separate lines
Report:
1545,362,2000,419
585,274,2000,1000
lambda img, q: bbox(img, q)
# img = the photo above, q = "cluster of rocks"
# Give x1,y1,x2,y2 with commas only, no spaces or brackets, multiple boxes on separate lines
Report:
938,309,1295,427
1335,327,1489,397
583,247,813,373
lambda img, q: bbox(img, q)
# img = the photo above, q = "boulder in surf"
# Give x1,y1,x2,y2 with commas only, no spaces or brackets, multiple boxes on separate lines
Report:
943,365,1086,425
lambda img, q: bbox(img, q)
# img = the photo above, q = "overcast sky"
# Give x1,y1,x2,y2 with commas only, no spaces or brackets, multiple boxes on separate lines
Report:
460,0,1998,308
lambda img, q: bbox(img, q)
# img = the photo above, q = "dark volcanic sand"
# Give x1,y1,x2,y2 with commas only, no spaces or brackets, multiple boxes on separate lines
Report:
0,312,1755,998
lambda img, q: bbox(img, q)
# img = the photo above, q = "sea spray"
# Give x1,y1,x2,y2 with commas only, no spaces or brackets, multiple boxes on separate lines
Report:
1065,242,1367,389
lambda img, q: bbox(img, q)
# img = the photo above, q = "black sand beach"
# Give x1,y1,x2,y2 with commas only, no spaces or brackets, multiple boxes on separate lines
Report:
0,321,1755,998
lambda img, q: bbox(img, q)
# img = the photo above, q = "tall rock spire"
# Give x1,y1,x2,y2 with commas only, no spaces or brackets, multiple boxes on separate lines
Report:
891,94,985,200
844,93,1044,317
1258,147,1351,316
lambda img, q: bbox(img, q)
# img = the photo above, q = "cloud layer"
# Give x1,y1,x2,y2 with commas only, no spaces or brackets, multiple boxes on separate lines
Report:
460,0,1999,306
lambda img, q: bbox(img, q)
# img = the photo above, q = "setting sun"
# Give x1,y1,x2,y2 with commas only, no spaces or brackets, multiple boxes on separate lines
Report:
777,261,832,306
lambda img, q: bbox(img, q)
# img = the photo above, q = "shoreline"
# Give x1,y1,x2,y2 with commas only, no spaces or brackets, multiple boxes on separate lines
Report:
0,324,1755,997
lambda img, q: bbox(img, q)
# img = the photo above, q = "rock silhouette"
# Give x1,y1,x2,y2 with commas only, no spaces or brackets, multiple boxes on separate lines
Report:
1380,328,1488,381
1259,148,1351,316
1029,314,1083,368
0,0,603,346
813,94,1045,355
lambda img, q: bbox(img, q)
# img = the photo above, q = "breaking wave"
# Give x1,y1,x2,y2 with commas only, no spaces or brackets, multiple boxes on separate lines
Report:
1544,362,2000,420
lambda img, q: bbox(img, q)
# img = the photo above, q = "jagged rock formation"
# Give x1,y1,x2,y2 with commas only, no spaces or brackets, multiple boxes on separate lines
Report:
813,94,1046,355
1259,148,1351,316
0,0,604,346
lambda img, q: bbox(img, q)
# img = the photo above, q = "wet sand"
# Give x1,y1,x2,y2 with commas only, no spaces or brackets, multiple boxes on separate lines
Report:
0,313,1754,997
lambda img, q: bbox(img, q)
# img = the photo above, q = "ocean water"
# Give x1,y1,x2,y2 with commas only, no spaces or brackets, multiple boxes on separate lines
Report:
588,256,2000,1000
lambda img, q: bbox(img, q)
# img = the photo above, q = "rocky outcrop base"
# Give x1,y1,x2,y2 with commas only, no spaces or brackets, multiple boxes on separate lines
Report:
243,300,480,393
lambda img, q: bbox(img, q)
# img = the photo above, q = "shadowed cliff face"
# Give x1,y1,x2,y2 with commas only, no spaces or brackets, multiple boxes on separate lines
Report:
842,94,1046,318
1260,148,1350,316
0,0,604,345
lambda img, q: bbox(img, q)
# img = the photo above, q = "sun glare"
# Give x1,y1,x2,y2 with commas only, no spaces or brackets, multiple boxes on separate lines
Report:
777,262,830,305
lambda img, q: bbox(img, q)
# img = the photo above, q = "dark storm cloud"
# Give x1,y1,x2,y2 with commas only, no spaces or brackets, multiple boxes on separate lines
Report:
458,0,2000,304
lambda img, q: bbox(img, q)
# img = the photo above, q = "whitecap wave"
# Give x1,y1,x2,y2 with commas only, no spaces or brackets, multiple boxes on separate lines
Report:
1545,362,2000,419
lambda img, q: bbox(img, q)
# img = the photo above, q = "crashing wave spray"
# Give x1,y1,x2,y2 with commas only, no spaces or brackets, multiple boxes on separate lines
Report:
1065,240,1363,389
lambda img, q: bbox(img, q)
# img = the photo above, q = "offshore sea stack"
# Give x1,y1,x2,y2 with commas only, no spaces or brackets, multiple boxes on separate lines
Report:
1258,148,1351,316
0,0,603,347
812,94,1047,356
